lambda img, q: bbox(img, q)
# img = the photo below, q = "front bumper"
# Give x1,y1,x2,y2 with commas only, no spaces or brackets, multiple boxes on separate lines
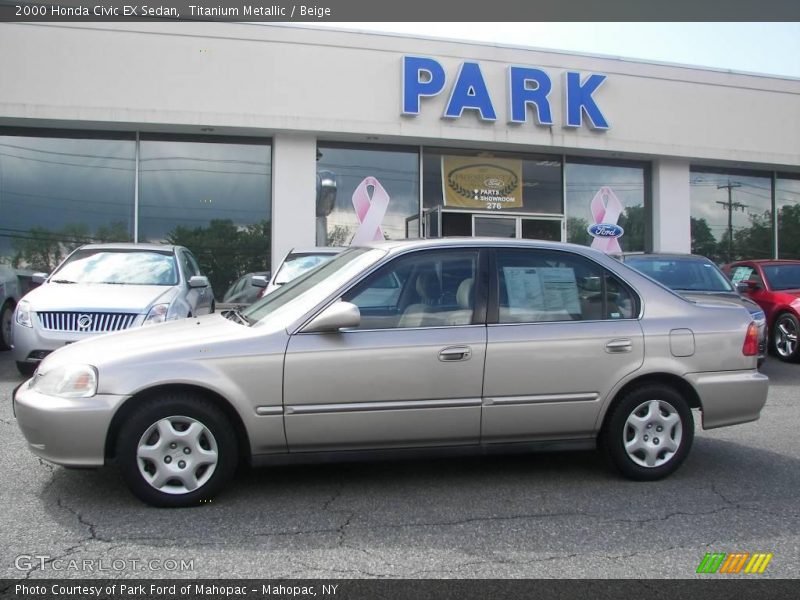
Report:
13,380,127,467
688,369,769,430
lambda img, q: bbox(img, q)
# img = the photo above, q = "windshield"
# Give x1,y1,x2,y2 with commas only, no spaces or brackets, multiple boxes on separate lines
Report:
52,249,178,285
274,252,340,285
625,256,733,293
763,264,800,291
243,247,385,327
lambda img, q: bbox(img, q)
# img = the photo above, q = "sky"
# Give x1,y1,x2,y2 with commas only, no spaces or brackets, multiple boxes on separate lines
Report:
293,22,800,78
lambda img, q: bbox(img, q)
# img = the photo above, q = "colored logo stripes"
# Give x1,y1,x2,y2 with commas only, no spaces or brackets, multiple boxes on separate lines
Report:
696,552,773,574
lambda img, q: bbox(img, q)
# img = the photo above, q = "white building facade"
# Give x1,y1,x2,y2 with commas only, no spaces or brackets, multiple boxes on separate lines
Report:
1,22,799,295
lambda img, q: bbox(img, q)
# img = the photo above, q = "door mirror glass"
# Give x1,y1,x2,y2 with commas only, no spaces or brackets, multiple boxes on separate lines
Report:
303,301,361,333
188,275,209,288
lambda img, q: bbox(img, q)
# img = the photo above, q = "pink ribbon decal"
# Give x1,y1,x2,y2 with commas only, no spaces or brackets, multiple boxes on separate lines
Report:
351,176,390,245
588,186,624,253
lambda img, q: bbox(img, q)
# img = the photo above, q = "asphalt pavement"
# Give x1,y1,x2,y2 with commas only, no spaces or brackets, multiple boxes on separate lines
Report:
0,352,797,580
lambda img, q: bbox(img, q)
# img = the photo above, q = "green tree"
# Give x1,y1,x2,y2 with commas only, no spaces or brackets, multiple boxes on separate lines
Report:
618,205,645,252
166,219,270,298
566,217,591,246
690,217,719,261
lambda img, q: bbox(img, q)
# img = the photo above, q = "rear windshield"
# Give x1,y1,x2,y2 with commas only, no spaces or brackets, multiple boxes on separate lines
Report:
625,257,733,293
52,250,178,286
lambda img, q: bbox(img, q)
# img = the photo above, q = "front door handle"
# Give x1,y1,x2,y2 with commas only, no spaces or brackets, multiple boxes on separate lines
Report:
605,338,632,353
438,346,472,362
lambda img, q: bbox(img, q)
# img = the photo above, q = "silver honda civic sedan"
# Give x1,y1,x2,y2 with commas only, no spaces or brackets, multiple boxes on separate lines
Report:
13,239,768,507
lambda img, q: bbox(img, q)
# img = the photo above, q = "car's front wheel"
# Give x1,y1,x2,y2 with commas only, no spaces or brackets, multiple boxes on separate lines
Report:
772,312,800,362
0,300,15,351
116,394,238,507
601,385,694,481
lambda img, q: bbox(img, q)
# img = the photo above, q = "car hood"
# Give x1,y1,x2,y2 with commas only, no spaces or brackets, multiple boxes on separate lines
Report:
38,313,247,371
678,291,763,317
23,283,175,312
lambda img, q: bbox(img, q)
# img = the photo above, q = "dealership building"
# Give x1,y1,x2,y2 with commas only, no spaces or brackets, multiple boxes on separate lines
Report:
1,21,799,294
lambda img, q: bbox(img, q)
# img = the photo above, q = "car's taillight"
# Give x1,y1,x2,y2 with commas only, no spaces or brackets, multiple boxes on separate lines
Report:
742,321,759,356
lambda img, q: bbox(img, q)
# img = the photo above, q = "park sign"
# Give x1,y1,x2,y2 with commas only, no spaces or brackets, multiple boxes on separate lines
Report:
402,56,609,130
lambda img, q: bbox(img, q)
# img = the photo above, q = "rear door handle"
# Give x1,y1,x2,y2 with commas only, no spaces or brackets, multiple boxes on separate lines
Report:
438,346,472,362
605,339,632,353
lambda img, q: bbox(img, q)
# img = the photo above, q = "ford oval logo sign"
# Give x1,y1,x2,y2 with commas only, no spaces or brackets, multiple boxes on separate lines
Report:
588,223,624,239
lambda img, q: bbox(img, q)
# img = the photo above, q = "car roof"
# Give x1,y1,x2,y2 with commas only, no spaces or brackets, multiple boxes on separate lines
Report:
730,259,800,266
616,252,714,262
77,242,180,253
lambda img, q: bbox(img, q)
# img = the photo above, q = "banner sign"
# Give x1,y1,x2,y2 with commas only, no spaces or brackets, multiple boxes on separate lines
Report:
587,186,625,253
442,156,523,210
350,176,390,245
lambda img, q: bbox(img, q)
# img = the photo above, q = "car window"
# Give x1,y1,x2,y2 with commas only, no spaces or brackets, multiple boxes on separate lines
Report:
52,249,178,286
180,250,200,280
762,264,800,291
274,253,337,285
496,249,635,323
626,257,733,292
342,249,480,330
729,265,764,288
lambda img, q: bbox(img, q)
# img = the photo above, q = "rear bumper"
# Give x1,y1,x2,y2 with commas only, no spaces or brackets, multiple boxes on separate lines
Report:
687,370,769,430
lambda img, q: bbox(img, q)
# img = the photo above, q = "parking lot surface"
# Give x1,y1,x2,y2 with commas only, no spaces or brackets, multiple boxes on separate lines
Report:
1,352,797,579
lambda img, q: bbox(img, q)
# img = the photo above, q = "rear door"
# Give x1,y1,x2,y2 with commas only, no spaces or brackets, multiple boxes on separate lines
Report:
482,248,644,442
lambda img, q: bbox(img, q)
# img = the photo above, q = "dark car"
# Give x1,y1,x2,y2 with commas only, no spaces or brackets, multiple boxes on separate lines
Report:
221,271,271,306
723,260,800,362
617,253,767,364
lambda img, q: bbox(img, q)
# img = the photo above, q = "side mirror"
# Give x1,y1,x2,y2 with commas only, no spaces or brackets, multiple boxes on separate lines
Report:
302,301,360,333
736,280,760,293
32,273,48,285
251,275,269,289
188,275,210,288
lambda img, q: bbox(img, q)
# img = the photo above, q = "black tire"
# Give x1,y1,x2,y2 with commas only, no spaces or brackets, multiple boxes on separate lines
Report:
16,361,36,377
0,300,15,351
771,312,800,363
601,385,694,481
115,393,238,508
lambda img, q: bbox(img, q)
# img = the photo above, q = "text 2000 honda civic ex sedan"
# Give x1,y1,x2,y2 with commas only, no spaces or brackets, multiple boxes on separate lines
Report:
14,239,768,507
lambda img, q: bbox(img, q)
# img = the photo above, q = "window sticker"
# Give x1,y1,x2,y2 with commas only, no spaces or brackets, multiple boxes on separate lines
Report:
503,266,581,316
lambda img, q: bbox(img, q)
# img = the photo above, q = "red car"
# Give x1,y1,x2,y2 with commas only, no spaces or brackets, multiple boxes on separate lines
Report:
723,260,800,362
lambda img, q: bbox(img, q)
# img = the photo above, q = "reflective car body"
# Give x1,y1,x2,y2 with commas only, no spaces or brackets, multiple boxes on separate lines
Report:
617,253,767,363
723,259,800,362
11,243,214,375
14,239,768,507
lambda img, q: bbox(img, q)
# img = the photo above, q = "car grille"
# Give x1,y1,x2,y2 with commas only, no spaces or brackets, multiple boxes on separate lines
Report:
37,312,138,333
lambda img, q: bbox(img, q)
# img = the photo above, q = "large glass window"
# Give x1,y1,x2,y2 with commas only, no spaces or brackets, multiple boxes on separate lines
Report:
138,136,271,298
565,159,649,253
316,144,419,246
777,175,800,259
0,131,135,271
690,168,772,263
423,148,562,215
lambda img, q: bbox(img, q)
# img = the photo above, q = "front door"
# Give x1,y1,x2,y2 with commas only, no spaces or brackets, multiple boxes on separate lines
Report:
283,248,488,451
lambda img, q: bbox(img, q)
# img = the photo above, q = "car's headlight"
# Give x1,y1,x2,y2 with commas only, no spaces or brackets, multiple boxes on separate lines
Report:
143,303,170,325
32,364,98,398
15,300,32,328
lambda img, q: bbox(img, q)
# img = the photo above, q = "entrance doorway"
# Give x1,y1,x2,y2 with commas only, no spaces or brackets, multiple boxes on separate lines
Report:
421,209,563,241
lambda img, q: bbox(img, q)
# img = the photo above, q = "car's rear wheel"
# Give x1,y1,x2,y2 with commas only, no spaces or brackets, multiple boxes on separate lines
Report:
0,300,15,351
602,385,694,481
772,312,800,362
116,394,238,507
